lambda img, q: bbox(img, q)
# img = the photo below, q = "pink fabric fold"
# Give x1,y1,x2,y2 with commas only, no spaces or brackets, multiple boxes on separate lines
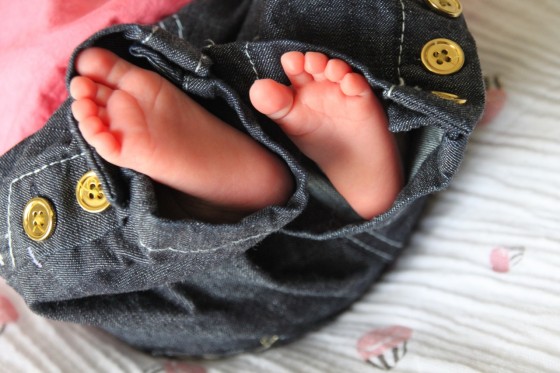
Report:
0,0,191,155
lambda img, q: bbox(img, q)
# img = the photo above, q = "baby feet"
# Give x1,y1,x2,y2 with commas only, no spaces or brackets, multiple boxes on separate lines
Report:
250,52,402,219
70,48,401,222
70,48,294,219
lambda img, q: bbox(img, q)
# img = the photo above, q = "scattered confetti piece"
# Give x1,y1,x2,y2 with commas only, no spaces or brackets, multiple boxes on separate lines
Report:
0,296,19,335
357,325,412,370
490,246,525,273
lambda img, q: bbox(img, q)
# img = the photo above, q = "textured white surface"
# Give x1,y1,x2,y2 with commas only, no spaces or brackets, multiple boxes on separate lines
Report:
1,1,560,372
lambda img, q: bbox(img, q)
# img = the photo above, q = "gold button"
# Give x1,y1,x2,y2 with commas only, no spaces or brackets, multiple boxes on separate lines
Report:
425,0,463,17
76,171,110,213
431,91,467,104
421,38,465,75
23,197,56,242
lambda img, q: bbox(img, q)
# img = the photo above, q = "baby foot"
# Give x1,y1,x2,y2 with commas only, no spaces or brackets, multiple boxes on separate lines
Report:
249,52,402,219
70,48,293,219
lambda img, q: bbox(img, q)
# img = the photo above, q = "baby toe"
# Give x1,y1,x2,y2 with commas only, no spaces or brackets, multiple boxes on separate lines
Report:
304,52,329,81
281,51,305,75
70,76,113,108
325,59,352,83
70,76,97,100
91,83,112,107
340,73,372,97
249,79,294,120
71,98,99,122
77,115,106,140
281,51,313,87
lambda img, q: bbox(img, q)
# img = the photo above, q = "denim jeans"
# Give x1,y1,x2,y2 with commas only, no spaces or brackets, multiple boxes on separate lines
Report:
0,0,484,357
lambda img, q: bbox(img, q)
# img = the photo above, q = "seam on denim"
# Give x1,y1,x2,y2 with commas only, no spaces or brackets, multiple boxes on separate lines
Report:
27,247,43,268
139,231,270,255
142,25,159,44
244,43,260,80
348,237,394,261
7,152,87,268
113,249,151,265
397,0,406,84
184,74,192,91
386,0,407,99
173,14,184,39
158,21,167,31
364,230,404,248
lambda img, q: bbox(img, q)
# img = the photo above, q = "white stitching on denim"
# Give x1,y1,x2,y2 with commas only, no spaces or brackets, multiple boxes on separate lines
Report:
27,247,42,268
139,231,270,255
194,54,205,74
173,15,184,39
244,43,260,80
7,152,87,267
348,237,394,261
387,78,405,98
396,0,406,83
142,26,159,44
387,0,407,98
158,21,167,31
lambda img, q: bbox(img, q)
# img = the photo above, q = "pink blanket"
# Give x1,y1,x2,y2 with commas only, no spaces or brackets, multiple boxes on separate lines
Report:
0,0,191,155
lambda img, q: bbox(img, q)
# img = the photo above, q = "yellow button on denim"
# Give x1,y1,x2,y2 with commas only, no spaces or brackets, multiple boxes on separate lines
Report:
421,38,465,75
76,171,110,213
425,0,462,18
23,197,56,241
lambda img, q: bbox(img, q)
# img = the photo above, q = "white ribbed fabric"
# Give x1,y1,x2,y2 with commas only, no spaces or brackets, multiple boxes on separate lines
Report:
1,1,560,372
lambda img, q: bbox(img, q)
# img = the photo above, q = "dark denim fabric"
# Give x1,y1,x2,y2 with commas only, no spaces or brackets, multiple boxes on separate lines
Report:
0,0,484,357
